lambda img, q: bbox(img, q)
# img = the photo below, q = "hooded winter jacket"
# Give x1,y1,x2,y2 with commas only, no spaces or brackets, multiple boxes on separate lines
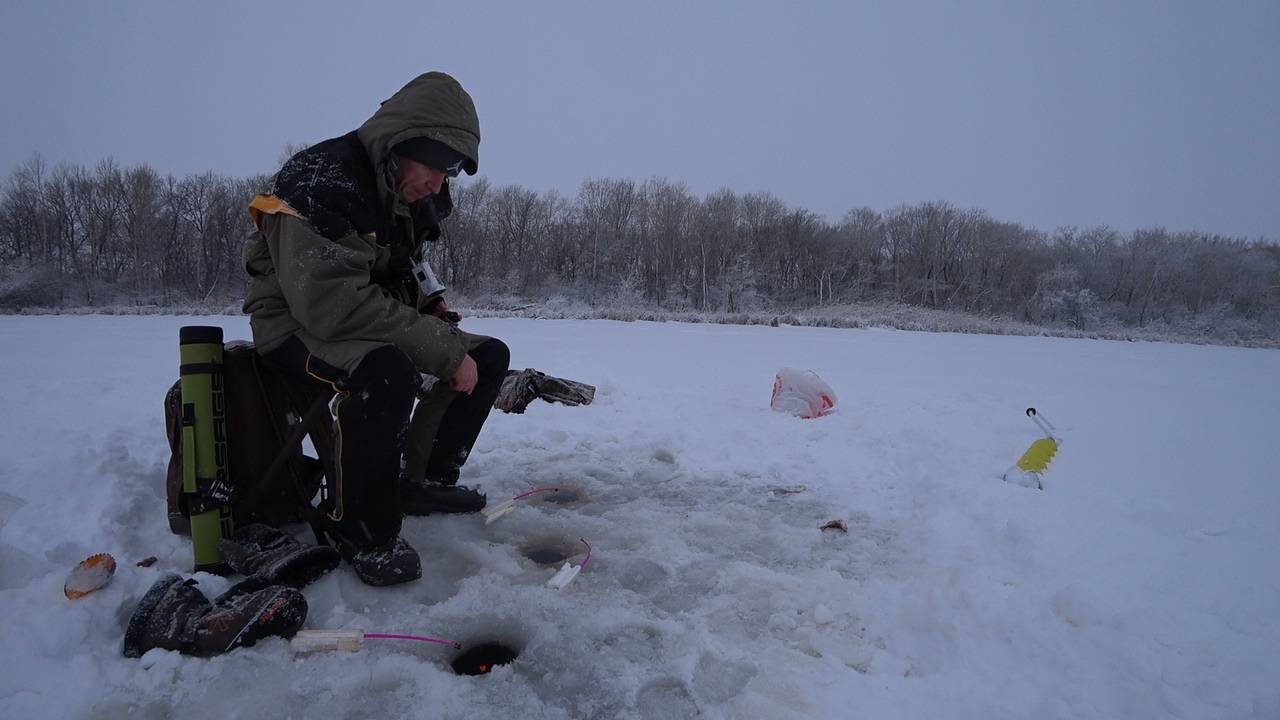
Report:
242,72,481,378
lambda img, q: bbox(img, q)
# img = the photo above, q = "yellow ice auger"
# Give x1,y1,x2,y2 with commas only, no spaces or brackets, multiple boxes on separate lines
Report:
1003,408,1059,489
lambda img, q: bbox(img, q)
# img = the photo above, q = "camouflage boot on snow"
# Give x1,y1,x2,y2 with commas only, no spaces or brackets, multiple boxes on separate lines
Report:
122,574,307,657
219,524,340,588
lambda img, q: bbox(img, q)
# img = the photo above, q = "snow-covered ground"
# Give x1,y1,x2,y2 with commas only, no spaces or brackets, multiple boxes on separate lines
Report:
1,315,1277,719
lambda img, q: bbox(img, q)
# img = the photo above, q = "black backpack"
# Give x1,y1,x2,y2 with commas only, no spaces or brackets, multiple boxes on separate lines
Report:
163,342,336,538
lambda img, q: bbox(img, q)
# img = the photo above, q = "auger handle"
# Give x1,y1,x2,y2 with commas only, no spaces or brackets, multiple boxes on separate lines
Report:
1026,408,1057,439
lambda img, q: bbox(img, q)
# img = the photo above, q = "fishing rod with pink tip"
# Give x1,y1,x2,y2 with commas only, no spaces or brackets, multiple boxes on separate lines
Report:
290,629,463,654
481,486,561,525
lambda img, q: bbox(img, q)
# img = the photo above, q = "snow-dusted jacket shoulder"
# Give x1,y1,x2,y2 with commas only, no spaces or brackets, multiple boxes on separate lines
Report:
240,72,481,377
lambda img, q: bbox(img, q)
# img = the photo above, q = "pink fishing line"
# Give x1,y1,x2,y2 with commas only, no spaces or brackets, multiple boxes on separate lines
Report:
578,538,593,569
513,486,559,501
365,633,462,650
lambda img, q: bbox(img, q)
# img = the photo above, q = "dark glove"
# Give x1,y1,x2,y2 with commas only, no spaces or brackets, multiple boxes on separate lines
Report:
424,295,462,324
219,524,339,589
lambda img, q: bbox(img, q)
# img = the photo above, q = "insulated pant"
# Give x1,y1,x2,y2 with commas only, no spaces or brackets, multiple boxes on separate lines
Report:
262,332,509,543
404,335,510,485
262,336,414,544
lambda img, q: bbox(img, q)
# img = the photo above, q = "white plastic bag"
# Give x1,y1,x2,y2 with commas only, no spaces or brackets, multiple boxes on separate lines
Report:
770,368,838,419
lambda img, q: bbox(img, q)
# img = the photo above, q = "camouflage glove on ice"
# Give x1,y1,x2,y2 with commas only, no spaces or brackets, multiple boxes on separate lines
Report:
494,369,596,414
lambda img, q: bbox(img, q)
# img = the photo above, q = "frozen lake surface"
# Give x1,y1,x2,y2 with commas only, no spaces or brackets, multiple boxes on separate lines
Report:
0,315,1277,719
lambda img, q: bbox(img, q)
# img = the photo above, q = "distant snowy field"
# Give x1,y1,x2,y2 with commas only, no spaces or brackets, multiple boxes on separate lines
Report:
1,315,1277,719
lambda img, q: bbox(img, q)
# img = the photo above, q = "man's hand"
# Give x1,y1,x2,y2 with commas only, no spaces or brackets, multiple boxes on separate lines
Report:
451,353,478,394
427,297,462,324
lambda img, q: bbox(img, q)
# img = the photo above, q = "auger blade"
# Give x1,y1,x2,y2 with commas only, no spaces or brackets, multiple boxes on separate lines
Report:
1015,437,1059,474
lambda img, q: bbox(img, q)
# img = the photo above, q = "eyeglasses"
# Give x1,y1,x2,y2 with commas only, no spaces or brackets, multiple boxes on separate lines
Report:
441,159,465,178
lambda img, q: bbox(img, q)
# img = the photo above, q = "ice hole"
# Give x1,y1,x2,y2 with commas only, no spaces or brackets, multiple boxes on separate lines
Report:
524,546,569,566
517,539,575,567
452,642,519,676
534,487,585,506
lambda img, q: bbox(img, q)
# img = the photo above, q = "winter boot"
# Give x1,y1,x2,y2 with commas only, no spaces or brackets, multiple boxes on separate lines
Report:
325,519,422,587
219,524,340,589
122,574,307,658
400,474,487,515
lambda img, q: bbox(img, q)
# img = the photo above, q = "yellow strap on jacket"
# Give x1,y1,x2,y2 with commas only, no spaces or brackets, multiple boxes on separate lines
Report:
247,194,304,231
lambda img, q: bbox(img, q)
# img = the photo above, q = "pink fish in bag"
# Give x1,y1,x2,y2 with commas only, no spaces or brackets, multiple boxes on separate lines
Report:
771,368,838,419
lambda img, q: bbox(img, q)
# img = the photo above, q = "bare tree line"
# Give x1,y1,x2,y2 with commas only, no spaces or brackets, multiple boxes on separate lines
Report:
428,177,1279,337
3,154,1278,341
0,155,267,308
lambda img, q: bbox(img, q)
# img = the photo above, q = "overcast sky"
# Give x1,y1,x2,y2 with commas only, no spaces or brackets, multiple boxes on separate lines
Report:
2,0,1277,238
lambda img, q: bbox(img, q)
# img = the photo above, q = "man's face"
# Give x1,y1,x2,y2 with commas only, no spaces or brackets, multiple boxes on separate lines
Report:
396,156,447,203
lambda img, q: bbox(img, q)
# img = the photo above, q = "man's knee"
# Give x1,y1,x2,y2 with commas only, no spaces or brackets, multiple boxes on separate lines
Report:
471,338,510,380
349,345,419,412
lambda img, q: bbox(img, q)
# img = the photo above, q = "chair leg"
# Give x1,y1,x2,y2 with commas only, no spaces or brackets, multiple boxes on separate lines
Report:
257,394,332,504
